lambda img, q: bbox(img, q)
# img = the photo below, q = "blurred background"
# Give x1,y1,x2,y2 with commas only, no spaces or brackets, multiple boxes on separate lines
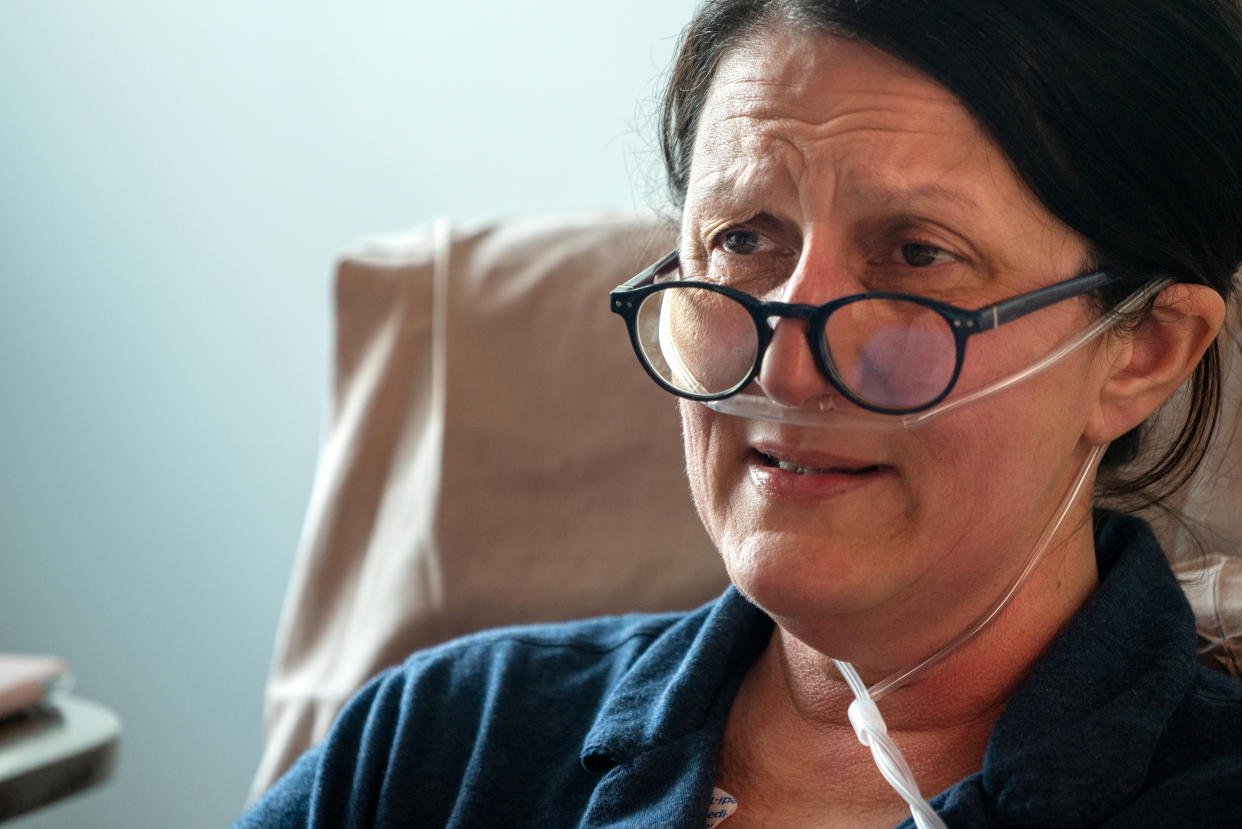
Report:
0,2,692,826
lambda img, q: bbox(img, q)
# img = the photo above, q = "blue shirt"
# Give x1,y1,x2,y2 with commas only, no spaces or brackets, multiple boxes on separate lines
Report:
238,513,1242,828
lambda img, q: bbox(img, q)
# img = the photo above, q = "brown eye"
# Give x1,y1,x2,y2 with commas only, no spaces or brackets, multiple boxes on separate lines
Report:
899,243,951,267
722,229,761,255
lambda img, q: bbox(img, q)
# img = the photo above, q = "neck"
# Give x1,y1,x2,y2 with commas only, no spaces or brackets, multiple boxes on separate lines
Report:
718,517,1099,819
771,510,1098,731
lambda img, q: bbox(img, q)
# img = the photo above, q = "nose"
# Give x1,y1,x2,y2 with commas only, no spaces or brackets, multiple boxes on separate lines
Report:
755,316,839,408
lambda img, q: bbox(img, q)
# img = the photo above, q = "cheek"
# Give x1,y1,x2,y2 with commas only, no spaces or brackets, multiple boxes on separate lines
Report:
954,304,1087,394
905,419,1011,543
678,399,750,551
679,401,710,522
929,314,1105,512
907,356,1099,548
675,344,1101,619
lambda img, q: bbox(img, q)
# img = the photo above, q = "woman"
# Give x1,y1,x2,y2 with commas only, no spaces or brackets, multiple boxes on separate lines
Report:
238,1,1242,827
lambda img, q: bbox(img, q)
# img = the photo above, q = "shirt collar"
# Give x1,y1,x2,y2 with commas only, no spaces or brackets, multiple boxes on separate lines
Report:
579,586,771,772
580,512,1197,827
978,510,1198,825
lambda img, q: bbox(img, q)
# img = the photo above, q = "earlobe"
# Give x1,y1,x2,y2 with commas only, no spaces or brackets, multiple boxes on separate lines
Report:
1084,283,1226,444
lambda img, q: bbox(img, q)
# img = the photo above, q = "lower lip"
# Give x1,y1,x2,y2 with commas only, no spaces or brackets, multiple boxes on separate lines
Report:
746,452,892,501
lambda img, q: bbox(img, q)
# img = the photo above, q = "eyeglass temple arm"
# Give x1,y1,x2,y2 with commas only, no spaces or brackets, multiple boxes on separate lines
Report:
614,249,681,291
974,271,1118,332
906,276,1171,428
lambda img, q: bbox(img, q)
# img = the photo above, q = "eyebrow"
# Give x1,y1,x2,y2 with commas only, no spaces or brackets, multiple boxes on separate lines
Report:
854,181,982,215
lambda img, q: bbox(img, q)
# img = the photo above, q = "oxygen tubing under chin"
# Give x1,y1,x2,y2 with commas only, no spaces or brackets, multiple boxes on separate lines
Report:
829,442,1108,829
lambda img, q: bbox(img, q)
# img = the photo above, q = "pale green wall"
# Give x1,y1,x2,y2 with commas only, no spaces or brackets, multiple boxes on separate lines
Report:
0,2,692,826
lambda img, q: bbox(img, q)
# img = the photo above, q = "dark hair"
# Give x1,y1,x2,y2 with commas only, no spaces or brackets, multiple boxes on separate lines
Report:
660,0,1242,511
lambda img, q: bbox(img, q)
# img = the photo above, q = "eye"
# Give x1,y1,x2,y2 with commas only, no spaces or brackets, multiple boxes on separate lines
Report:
703,225,791,293
895,241,956,267
721,228,762,255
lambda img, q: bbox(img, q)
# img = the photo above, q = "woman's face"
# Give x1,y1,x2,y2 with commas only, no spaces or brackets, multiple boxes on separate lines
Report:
680,27,1112,654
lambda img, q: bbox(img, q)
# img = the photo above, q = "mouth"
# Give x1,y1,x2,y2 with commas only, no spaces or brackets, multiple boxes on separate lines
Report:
754,450,883,476
750,442,886,475
745,445,890,500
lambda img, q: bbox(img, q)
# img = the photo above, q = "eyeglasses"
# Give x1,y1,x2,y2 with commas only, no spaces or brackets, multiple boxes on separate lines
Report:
609,249,1124,416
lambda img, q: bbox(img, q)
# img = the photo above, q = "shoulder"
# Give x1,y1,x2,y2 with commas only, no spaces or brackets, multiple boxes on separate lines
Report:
235,598,734,828
413,608,690,663
349,611,688,734
342,607,703,736
1114,665,1242,826
390,606,704,697
1157,664,1242,767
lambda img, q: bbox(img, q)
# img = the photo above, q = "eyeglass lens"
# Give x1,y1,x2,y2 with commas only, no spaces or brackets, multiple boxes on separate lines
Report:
635,286,959,410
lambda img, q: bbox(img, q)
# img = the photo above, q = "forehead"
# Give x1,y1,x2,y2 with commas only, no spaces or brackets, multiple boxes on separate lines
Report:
687,26,1035,225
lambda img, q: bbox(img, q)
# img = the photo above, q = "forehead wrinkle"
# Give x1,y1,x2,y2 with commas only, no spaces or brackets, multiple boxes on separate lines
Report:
697,34,1056,218
680,27,1093,296
697,89,983,218
708,51,968,128
710,122,984,225
851,180,982,216
689,115,805,213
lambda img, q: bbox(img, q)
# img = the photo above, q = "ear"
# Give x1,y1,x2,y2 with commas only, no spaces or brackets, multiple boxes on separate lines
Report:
1085,283,1226,444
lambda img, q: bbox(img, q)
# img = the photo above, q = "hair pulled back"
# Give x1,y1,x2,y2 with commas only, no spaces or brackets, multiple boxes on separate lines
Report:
660,0,1242,510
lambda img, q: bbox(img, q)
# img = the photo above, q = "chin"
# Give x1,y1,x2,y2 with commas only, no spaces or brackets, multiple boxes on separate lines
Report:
721,527,903,621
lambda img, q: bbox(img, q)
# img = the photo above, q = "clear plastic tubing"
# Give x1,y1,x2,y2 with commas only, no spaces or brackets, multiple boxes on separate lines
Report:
829,443,1106,829
705,280,1167,431
868,442,1105,701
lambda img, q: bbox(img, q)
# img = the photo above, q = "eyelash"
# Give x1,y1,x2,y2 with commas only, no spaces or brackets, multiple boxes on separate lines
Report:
711,226,960,268
714,228,769,255
882,236,959,268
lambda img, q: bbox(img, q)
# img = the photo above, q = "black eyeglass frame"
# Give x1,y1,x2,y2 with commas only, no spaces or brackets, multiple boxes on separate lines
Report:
609,249,1121,415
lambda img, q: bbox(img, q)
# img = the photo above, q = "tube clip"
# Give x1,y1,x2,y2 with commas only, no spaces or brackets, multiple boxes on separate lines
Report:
847,698,887,747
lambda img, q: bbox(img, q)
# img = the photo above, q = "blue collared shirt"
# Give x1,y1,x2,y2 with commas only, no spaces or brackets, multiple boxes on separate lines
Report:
238,513,1242,828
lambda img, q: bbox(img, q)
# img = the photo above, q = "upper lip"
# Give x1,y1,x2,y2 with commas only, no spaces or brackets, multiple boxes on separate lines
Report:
750,441,886,472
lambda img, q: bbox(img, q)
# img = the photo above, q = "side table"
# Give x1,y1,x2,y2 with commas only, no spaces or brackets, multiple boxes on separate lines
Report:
0,694,121,822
